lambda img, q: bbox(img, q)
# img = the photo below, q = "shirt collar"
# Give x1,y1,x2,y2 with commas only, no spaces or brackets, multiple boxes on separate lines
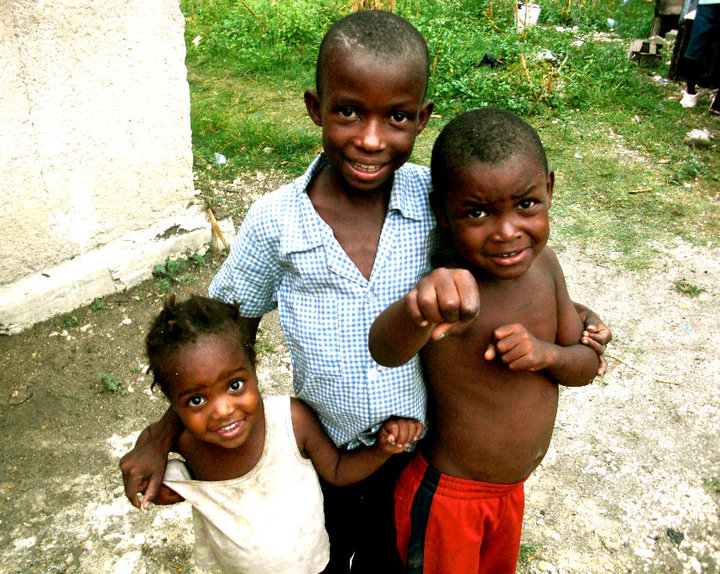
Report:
280,154,424,254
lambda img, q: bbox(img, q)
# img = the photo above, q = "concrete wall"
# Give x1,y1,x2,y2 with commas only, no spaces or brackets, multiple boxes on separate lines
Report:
0,0,230,333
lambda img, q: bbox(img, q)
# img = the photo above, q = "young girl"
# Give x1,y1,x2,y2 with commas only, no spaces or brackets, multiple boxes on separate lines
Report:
144,294,422,574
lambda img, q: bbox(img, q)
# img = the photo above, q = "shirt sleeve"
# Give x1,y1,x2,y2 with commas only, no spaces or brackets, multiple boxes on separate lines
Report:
208,196,283,317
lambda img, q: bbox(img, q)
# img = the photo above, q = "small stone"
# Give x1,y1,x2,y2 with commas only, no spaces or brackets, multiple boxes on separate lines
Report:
684,129,712,148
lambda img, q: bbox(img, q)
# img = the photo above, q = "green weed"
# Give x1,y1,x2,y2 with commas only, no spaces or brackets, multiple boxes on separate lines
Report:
704,477,720,494
152,257,199,292
91,298,105,312
61,314,80,328
674,280,705,298
100,374,123,394
517,542,540,567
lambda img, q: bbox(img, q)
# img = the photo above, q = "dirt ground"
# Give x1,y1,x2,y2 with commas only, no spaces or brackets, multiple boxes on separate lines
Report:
1,169,719,574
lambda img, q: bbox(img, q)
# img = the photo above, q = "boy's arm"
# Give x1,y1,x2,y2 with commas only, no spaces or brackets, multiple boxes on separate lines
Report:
120,407,183,509
369,267,479,367
485,250,599,386
290,399,422,486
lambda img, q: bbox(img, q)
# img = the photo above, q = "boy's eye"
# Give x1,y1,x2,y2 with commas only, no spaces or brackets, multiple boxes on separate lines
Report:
228,379,245,392
466,208,488,219
390,111,409,124
338,107,358,119
188,395,205,407
518,199,537,210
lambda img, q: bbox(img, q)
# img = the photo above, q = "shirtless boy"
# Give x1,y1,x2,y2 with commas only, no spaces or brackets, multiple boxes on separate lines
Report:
369,108,601,573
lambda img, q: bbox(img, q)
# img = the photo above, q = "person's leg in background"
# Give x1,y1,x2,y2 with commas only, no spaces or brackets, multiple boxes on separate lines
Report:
681,4,720,109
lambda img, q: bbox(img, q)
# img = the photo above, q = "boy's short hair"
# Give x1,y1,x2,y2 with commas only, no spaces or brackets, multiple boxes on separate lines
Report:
316,10,429,95
431,108,548,196
146,294,256,397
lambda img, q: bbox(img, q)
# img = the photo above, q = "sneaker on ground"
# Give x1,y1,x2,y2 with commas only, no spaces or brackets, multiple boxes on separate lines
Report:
710,92,720,116
680,89,699,108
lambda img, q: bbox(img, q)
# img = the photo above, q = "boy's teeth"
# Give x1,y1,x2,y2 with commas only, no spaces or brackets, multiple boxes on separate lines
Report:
351,161,381,173
221,422,238,431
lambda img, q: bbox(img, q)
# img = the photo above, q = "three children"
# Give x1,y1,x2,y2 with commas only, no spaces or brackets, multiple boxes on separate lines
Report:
121,10,612,573
369,108,600,573
145,294,421,573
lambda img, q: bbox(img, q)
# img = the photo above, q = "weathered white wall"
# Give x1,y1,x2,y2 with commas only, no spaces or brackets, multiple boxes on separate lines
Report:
0,0,228,333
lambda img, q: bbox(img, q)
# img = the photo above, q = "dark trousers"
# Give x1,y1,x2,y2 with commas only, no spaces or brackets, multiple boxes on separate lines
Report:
320,453,413,574
684,4,720,91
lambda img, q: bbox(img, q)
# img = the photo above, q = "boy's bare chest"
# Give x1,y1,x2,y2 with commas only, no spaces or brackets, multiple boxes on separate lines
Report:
474,268,558,343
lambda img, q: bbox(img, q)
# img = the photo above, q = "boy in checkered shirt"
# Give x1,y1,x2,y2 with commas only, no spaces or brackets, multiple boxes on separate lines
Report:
121,11,611,573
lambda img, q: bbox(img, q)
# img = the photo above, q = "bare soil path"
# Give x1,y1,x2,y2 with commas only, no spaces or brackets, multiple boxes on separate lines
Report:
1,172,718,573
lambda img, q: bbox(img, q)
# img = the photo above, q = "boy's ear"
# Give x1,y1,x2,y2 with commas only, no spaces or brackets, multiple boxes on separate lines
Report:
416,99,434,134
304,89,323,127
546,169,555,208
429,191,449,227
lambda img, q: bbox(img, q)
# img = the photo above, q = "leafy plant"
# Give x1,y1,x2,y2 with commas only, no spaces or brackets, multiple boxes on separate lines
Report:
100,374,123,394
61,314,80,328
91,297,105,312
152,257,198,291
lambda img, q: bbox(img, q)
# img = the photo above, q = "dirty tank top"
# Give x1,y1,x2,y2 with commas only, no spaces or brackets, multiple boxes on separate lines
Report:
163,395,330,573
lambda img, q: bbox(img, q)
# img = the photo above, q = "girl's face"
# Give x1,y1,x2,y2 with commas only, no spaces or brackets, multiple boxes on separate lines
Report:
163,333,262,450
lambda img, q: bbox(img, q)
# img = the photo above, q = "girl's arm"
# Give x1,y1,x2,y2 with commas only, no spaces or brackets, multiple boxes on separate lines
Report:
290,399,422,486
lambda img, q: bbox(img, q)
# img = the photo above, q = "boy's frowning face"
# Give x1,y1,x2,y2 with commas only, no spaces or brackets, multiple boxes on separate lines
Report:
162,333,262,450
305,48,433,196
434,153,553,280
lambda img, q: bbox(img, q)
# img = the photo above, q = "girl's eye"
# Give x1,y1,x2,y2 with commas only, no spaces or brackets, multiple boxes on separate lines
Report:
518,199,537,209
188,395,205,407
229,379,244,392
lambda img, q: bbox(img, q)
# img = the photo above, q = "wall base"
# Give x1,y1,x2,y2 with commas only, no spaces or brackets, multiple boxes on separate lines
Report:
0,206,234,334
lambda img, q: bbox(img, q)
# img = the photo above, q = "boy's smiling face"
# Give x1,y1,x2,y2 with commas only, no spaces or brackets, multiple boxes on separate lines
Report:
434,153,554,280
305,48,433,196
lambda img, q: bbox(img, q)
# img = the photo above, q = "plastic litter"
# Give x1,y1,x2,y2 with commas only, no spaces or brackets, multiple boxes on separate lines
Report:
213,152,227,167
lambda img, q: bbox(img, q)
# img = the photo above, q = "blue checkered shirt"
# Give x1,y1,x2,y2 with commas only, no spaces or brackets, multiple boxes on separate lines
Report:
209,155,434,448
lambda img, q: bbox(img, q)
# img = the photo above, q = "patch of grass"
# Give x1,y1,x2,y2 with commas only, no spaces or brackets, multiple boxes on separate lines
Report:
61,314,80,328
90,298,105,312
179,0,720,271
704,477,720,494
674,280,705,297
517,542,540,568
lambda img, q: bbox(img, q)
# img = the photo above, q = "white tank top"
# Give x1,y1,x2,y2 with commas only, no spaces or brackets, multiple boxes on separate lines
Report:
163,395,330,573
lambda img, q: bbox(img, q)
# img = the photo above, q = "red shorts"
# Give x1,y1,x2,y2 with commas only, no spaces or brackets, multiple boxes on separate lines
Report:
394,452,525,574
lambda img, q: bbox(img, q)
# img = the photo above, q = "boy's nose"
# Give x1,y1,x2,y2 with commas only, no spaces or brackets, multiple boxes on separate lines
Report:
493,216,521,241
355,118,386,151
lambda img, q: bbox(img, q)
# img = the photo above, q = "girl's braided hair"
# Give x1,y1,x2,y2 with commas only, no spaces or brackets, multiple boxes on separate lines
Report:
145,294,256,396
